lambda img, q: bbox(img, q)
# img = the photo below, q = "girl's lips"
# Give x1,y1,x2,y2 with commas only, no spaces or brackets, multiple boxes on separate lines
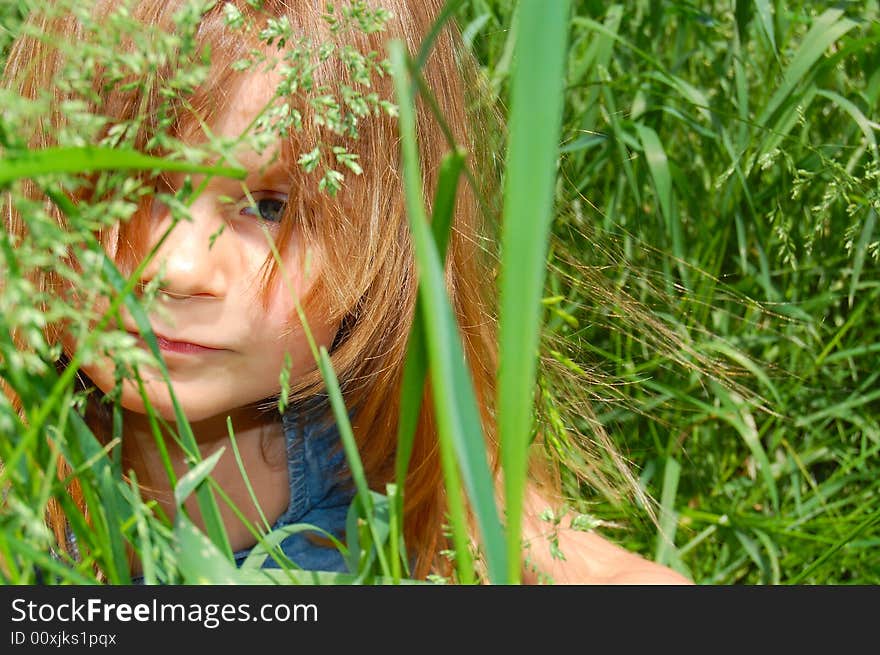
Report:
128,331,223,354
154,335,221,354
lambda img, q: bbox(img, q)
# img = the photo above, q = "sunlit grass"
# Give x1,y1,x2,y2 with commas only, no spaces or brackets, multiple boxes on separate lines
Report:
457,0,879,584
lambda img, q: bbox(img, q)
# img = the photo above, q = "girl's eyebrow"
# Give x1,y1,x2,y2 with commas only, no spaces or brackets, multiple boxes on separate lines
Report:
231,147,280,170
236,151,291,185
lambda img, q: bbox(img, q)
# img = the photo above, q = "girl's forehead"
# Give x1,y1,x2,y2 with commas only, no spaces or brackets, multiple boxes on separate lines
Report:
209,70,285,164
214,72,277,134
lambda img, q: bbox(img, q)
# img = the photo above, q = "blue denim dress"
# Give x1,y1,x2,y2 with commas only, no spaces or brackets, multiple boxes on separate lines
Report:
230,406,354,573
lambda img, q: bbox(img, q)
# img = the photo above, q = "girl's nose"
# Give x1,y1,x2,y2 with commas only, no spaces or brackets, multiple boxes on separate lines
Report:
141,197,229,299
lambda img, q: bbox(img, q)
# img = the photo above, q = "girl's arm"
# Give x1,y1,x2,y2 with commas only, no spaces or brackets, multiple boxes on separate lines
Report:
519,484,693,585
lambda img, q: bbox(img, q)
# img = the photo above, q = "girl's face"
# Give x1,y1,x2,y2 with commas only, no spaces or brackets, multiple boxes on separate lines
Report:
80,72,337,424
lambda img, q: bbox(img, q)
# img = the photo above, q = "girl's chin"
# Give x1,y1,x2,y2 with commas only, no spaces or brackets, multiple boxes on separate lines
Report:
117,385,262,427
117,389,180,422
114,380,201,423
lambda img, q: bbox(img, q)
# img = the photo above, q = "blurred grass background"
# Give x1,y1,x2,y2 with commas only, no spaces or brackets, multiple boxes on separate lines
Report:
457,0,879,584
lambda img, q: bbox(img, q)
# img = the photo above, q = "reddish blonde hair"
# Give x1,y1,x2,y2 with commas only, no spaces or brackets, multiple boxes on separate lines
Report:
3,0,501,579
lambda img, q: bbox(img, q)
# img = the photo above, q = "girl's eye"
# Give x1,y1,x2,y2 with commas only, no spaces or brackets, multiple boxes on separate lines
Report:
241,195,287,223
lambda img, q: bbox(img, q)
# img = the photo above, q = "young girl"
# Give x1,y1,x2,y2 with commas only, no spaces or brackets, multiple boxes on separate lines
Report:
2,0,688,584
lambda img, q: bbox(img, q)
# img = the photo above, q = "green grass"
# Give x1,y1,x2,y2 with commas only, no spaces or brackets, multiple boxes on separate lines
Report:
457,0,879,583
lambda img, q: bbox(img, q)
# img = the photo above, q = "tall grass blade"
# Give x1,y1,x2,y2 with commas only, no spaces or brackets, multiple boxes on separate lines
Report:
847,208,876,309
240,522,346,570
634,123,688,286
394,150,466,582
389,39,507,583
654,455,681,567
753,0,777,55
318,346,392,579
0,146,245,185
173,448,225,509
395,150,466,488
497,0,571,583
227,418,271,533
569,4,621,160
712,382,780,511
815,89,879,159
174,514,244,585
415,0,465,72
71,419,133,583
